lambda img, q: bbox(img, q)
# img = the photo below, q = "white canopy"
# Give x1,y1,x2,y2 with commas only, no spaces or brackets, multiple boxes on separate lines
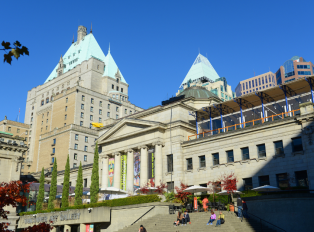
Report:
217,190,243,195
252,185,281,192
182,185,210,194
100,187,128,195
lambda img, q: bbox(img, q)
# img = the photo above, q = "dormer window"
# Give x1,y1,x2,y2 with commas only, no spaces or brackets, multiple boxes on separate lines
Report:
117,79,119,83
68,56,70,59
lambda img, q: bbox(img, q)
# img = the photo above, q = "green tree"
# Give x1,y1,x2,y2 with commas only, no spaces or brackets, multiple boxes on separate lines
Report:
36,168,45,210
48,158,57,209
74,162,83,206
90,142,99,203
61,155,70,208
1,41,29,64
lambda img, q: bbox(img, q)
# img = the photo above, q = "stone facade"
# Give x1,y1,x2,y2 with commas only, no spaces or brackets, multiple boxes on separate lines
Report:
0,131,28,230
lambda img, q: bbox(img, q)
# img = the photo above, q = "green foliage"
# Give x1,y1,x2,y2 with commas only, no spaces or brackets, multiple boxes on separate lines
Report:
48,158,58,209
36,168,45,211
226,204,230,211
61,155,70,208
1,41,29,64
90,142,99,204
163,191,175,202
20,194,161,216
74,162,83,206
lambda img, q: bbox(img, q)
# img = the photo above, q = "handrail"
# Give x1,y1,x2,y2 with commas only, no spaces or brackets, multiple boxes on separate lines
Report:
130,206,155,226
188,108,300,140
233,205,286,232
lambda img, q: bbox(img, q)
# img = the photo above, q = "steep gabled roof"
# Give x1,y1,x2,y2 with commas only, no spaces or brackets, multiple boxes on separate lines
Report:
103,48,127,84
179,54,220,88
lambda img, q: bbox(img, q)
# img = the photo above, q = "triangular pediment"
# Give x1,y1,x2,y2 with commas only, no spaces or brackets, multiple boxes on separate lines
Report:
97,118,166,143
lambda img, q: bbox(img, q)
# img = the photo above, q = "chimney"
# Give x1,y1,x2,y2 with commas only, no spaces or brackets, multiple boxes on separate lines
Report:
77,26,87,44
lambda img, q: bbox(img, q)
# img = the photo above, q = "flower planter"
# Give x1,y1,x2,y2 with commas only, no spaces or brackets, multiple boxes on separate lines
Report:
229,205,234,212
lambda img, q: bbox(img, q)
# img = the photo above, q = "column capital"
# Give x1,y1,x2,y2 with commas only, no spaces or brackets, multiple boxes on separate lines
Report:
100,154,109,159
124,148,133,153
138,145,148,150
153,140,165,147
113,152,121,156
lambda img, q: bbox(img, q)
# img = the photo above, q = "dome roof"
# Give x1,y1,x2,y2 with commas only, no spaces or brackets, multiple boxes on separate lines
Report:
178,86,217,99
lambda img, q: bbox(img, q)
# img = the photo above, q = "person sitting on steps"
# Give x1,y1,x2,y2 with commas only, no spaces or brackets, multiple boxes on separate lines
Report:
174,211,183,226
138,225,147,232
215,211,225,227
207,210,216,225
182,211,190,225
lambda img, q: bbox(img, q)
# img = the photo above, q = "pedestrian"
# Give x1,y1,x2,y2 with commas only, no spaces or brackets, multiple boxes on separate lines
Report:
182,211,190,225
237,195,243,218
139,225,147,232
174,211,183,226
242,200,249,219
202,197,209,212
206,210,216,225
215,211,225,227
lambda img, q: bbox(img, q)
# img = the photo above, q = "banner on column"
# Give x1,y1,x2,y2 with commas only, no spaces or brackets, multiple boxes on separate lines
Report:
86,224,94,232
148,148,155,187
120,154,127,190
133,151,141,192
108,158,114,187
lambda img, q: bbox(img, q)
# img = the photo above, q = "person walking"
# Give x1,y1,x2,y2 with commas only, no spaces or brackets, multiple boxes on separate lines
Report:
139,225,147,232
215,211,225,227
182,211,190,225
242,200,249,219
237,195,243,218
206,211,216,225
202,197,209,212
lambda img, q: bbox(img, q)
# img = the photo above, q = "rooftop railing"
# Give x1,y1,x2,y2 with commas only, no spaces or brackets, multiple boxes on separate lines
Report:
188,109,300,141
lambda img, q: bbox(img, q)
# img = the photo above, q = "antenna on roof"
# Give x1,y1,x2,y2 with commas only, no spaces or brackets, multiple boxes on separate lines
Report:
198,48,200,54
108,43,110,54
90,22,92,34
72,34,74,44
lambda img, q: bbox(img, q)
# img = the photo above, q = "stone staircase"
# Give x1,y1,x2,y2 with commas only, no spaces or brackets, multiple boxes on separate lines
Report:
117,211,281,232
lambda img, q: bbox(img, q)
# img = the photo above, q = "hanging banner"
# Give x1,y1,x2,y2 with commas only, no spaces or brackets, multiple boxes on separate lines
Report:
133,151,141,192
148,148,155,187
120,154,127,190
108,158,114,187
194,197,198,211
86,224,94,232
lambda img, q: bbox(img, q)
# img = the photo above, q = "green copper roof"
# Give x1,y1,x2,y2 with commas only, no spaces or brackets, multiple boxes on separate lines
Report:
44,34,127,84
178,86,218,99
180,54,220,88
0,131,13,136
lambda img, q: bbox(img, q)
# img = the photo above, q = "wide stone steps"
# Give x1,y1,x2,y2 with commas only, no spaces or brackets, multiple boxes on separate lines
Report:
116,211,279,232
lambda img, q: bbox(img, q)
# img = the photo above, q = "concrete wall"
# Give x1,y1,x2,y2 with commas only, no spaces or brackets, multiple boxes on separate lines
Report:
243,194,314,232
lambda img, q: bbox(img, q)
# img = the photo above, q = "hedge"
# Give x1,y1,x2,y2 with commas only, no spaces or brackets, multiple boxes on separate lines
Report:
19,194,161,216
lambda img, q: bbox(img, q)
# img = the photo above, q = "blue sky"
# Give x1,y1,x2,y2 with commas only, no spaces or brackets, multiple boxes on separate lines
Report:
1,0,314,122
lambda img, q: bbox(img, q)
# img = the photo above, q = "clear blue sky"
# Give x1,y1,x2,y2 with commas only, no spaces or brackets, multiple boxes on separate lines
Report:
1,0,314,122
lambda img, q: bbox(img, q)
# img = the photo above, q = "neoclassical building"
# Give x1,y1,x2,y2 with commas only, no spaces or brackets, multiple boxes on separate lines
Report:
97,77,314,192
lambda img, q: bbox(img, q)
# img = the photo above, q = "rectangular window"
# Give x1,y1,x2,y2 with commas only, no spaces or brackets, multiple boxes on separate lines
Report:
130,110,132,114
85,136,88,142
74,144,78,150
99,109,102,115
84,155,87,162
241,147,250,160
292,137,303,152
41,100,44,106
108,104,110,109
107,112,110,117
259,78,261,85
74,153,78,160
89,123,92,129
167,181,174,192
80,121,83,126
257,144,266,158
53,138,56,144
84,146,87,152
242,83,245,90
82,95,85,101
99,101,102,107
252,80,254,87
99,117,102,123
212,153,219,165
295,170,308,187
249,81,251,88
84,179,87,187
91,98,94,104
186,158,193,170
116,86,119,91
199,155,206,168
167,154,173,172
125,109,127,114
121,88,123,93
243,178,253,190
276,173,289,188
81,104,84,110
52,148,55,154
274,140,284,155
64,114,67,120
262,76,264,84
8,127,11,131
90,115,93,121
66,97,68,103
116,107,119,112
112,84,114,89
73,163,77,168
90,107,93,112
246,82,248,90
17,128,20,133
81,112,84,118
226,150,234,162
265,76,268,83
75,134,78,140
25,131,28,135
46,98,49,104
259,175,270,186
65,106,68,112
51,157,55,163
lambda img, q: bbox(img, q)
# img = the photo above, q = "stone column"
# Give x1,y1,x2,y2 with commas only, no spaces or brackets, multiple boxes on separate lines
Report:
79,224,85,232
140,146,148,187
101,156,109,189
154,142,163,184
64,225,71,232
126,149,134,192
114,152,121,189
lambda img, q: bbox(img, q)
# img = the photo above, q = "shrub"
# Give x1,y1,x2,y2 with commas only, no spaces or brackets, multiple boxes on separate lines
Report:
19,194,161,216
